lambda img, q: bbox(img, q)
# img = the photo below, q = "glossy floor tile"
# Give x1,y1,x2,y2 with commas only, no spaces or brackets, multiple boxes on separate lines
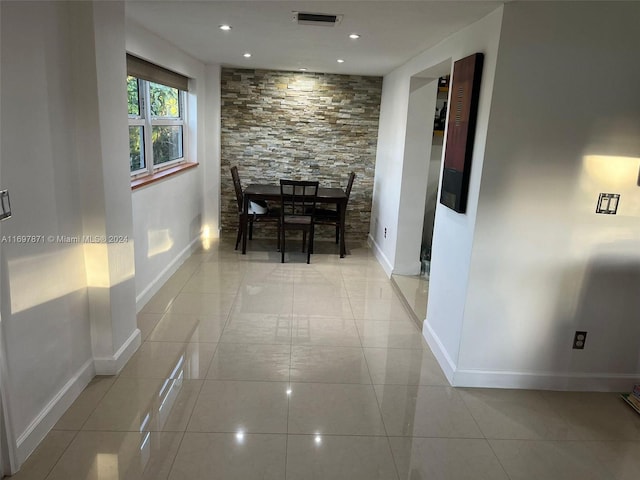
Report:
363,347,447,386
83,377,202,432
19,237,640,480
390,437,509,480
374,385,482,438
46,431,182,480
169,433,286,480
9,431,76,480
187,380,289,433
290,316,361,347
287,434,399,480
355,319,427,349
489,439,614,480
391,273,428,322
147,313,227,343
54,376,115,430
206,343,290,382
118,342,216,379
458,387,572,440
289,345,371,384
288,383,386,435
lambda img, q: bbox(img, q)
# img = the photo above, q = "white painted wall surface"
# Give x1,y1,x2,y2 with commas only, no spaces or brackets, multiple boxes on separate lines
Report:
394,78,437,275
73,1,139,374
371,8,503,376
1,1,93,464
457,2,640,390
126,21,216,310
132,169,202,307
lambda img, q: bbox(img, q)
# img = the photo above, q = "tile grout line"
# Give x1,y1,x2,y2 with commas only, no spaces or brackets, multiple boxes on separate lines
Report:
348,261,403,480
41,429,81,480
163,253,212,478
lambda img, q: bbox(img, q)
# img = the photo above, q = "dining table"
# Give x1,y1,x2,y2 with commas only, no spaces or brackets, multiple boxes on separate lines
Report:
242,184,348,258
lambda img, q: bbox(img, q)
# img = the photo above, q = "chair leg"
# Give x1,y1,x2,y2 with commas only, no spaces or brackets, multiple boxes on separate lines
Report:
281,228,285,263
335,224,339,244
277,223,281,252
249,216,254,240
235,218,243,250
307,225,314,264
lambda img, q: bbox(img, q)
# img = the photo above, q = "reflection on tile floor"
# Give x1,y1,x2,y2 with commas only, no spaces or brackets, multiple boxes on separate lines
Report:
15,237,640,479
391,273,428,324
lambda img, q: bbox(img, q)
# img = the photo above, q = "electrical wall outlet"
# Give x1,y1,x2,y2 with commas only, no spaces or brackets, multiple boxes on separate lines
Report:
573,331,587,349
384,227,387,238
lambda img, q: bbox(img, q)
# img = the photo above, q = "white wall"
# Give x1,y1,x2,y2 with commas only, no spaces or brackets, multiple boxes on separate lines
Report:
370,7,504,377
457,2,640,390
0,1,157,468
394,78,438,275
72,1,139,376
1,2,94,465
126,20,219,310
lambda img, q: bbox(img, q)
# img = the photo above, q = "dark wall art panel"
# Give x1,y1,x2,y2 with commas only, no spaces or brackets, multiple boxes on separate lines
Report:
440,53,484,213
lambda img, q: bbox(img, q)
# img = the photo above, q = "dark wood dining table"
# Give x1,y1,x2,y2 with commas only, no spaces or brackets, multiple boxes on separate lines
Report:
242,184,348,258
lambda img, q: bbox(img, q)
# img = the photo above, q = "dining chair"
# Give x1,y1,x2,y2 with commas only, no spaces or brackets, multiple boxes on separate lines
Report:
313,171,356,244
279,179,319,264
230,166,280,250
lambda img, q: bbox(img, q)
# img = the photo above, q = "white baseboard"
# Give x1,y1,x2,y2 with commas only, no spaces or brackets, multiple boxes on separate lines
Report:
367,234,393,278
421,319,456,385
93,328,141,375
135,236,200,312
421,320,640,391
453,369,640,392
16,358,95,465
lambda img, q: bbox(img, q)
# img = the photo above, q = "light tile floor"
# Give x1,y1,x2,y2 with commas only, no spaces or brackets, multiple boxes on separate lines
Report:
11,238,640,479
391,273,428,324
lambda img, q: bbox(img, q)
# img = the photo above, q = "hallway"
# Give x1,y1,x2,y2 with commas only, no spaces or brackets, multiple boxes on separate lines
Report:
11,238,640,479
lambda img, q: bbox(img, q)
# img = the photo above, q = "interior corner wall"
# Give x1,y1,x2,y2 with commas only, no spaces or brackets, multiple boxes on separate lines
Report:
204,64,222,237
219,68,382,243
126,20,211,311
457,1,640,391
370,8,504,373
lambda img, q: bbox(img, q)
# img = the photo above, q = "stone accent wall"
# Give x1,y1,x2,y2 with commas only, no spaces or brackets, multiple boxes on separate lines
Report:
220,68,382,242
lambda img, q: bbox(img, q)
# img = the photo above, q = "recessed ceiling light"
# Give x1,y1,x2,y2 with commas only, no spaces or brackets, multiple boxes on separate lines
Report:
243,53,252,58
219,24,232,31
299,68,308,71
337,59,345,63
349,33,360,39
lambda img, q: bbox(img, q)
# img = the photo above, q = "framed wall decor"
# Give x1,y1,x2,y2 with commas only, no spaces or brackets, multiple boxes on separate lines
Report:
440,53,484,213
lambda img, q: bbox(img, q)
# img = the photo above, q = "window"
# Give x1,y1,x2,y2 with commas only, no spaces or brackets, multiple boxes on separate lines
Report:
127,55,189,177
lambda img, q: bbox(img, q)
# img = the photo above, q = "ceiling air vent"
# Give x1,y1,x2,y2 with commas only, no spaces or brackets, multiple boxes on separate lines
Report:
292,11,343,27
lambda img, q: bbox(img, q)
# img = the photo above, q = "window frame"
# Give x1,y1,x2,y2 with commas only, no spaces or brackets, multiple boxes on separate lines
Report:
128,76,188,179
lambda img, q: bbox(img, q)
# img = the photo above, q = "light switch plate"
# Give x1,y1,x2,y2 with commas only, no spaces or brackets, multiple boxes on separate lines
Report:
596,193,619,215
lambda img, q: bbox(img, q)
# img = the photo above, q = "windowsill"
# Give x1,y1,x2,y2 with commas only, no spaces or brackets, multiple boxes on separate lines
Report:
131,162,198,190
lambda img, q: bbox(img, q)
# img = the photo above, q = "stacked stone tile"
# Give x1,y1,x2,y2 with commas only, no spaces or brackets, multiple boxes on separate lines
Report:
221,68,382,242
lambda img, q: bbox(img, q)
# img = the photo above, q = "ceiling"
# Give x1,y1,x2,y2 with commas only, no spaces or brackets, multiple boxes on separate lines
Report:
125,1,503,76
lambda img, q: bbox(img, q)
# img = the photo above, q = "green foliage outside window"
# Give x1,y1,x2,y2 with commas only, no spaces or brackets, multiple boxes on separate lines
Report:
127,76,139,115
129,126,144,171
127,76,184,172
149,82,179,117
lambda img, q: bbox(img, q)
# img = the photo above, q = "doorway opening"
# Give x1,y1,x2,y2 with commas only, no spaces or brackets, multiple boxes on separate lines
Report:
392,60,452,325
